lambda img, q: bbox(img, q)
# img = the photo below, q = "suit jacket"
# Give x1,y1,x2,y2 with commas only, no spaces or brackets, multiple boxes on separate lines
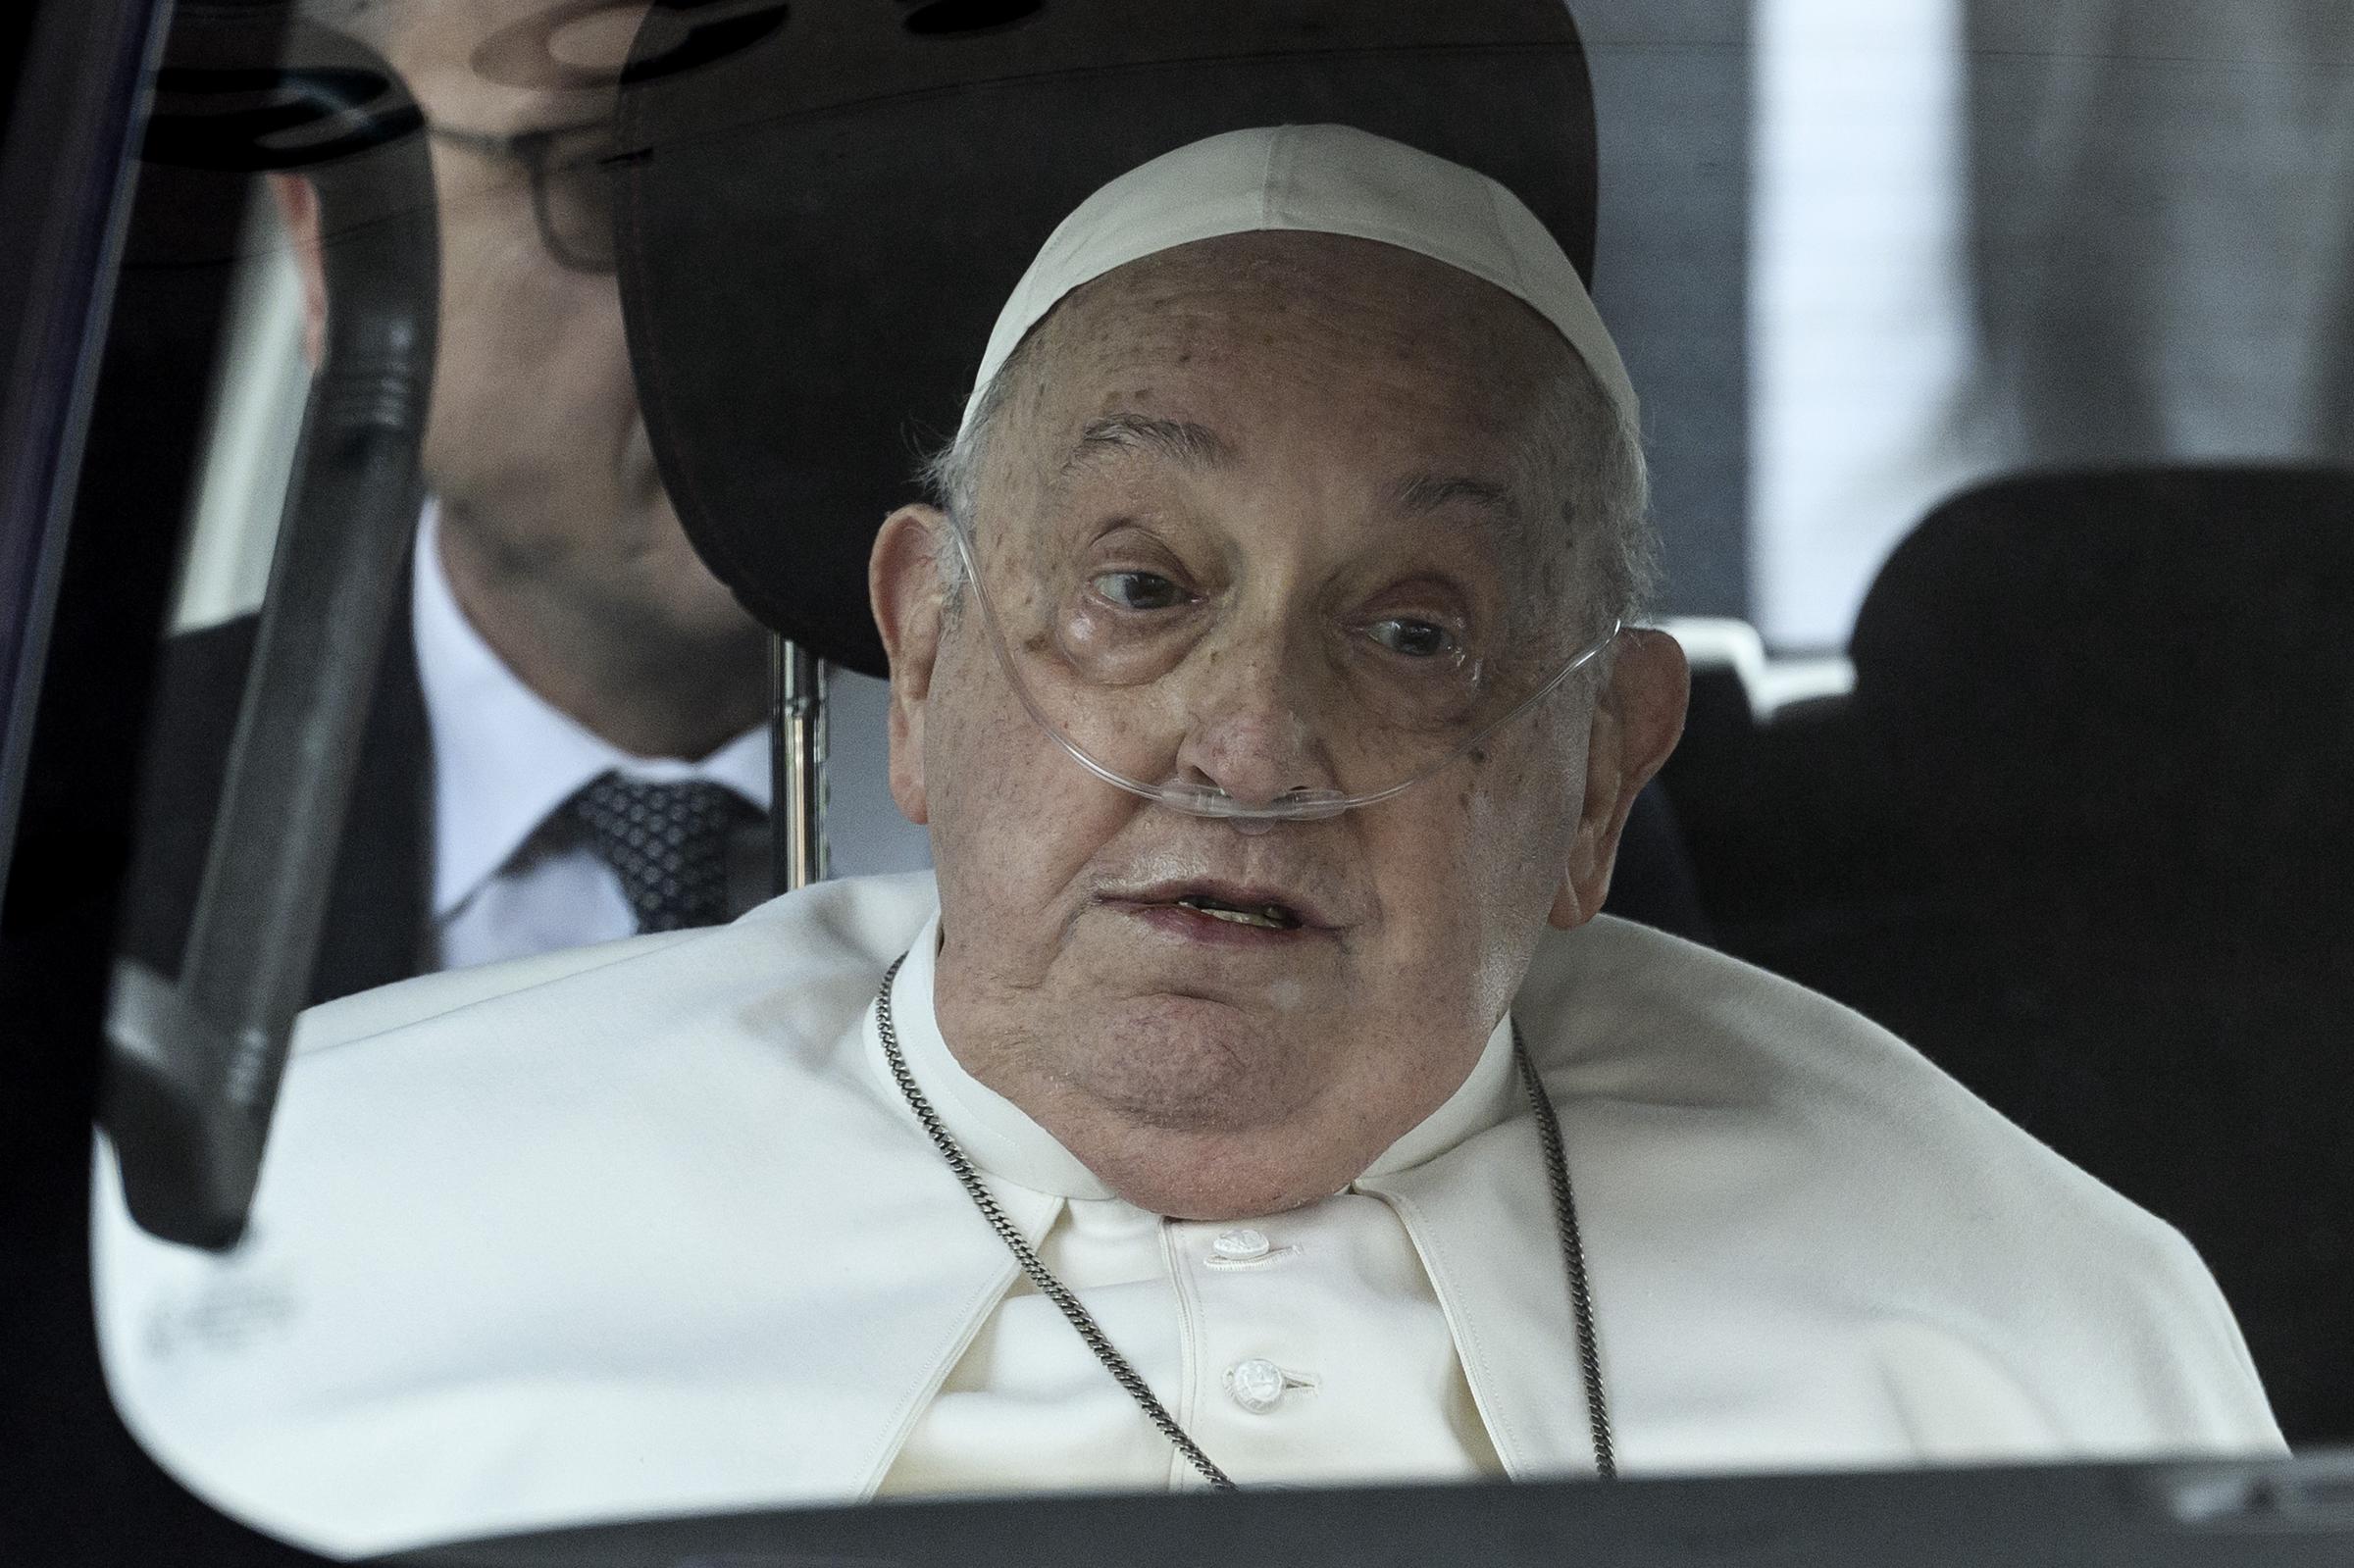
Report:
120,599,431,1005
92,873,2278,1557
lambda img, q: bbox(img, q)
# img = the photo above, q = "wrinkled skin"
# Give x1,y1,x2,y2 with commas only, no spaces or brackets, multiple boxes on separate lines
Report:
872,232,1688,1221
275,0,763,759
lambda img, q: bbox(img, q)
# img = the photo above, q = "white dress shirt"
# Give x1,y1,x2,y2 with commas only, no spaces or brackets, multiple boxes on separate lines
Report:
409,504,771,970
874,915,1511,1494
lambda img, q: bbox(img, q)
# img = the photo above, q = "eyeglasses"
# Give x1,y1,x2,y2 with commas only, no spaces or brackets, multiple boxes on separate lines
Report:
426,118,620,274
942,510,1622,828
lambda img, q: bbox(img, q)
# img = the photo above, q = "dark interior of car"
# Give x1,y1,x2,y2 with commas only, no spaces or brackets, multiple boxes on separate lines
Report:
3,2,2350,1563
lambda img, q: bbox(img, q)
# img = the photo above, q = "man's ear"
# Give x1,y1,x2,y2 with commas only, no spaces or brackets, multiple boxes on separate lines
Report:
268,173,330,367
1549,628,1690,930
870,504,952,826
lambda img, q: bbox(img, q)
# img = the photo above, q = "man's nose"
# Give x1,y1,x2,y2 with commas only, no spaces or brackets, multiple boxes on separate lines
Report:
1166,619,1337,809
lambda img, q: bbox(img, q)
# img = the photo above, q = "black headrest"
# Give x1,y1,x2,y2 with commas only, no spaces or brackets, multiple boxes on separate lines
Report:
614,0,1600,677
1849,464,2354,867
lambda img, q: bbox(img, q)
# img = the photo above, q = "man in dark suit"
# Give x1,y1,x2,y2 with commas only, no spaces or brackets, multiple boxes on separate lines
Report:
120,0,787,1005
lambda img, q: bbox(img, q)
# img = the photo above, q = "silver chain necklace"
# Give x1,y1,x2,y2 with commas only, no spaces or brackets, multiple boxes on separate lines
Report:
873,953,1615,1488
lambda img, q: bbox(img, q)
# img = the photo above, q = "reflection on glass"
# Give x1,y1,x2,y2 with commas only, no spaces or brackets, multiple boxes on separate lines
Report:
117,0,919,1016
83,1,2342,1561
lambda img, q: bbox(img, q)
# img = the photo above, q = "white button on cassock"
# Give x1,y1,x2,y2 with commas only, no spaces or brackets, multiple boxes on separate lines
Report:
1224,1358,1292,1414
1211,1228,1271,1262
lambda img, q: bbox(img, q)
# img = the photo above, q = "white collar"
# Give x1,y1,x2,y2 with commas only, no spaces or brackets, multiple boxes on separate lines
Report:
410,501,772,919
869,909,1520,1203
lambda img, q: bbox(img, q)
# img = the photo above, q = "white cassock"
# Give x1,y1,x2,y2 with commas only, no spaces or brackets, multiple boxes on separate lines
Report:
92,872,2282,1558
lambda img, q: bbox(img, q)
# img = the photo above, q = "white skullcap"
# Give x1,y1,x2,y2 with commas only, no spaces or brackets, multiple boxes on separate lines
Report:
957,123,1638,441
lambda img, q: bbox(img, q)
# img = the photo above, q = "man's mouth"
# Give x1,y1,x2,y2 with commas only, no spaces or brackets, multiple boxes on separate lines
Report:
1171,893,1304,932
1106,878,1331,937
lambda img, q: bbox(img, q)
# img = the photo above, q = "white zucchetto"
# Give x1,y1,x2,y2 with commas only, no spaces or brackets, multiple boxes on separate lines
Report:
958,122,1639,439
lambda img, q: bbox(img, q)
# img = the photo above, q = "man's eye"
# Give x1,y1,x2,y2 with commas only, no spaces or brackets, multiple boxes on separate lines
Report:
1091,571,1189,611
1367,618,1458,659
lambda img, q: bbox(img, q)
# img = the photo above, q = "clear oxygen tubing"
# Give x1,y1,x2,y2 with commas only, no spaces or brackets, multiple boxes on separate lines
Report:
942,511,1622,830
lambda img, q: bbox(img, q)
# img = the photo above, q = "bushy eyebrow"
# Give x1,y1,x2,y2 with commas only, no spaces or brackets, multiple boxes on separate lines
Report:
1058,413,1236,480
1392,472,1520,523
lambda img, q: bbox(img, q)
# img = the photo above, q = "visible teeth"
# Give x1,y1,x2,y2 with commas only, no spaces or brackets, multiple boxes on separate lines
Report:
1176,895,1299,930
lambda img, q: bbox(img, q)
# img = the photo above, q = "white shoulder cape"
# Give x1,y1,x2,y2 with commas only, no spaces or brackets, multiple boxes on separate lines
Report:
92,872,2281,1556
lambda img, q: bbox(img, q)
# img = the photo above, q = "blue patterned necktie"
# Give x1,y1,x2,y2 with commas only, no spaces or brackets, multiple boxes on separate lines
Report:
565,772,757,934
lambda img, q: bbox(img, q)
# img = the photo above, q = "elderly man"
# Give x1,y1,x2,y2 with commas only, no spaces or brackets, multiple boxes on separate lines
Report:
95,125,2279,1557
